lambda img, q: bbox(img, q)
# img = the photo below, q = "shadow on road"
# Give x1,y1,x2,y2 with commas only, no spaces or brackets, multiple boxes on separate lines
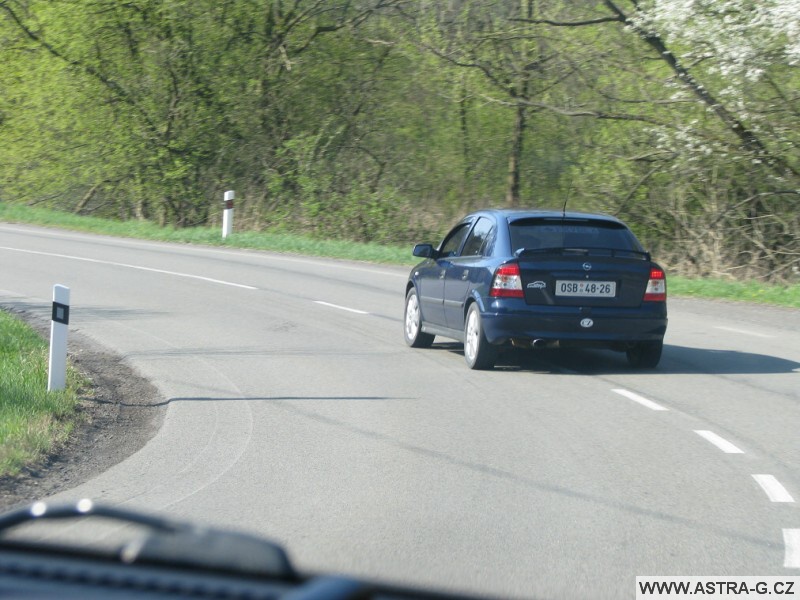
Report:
2,301,166,322
142,395,405,407
163,389,780,553
429,342,800,375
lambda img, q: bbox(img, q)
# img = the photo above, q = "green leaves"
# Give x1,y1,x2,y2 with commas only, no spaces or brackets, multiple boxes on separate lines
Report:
0,0,797,280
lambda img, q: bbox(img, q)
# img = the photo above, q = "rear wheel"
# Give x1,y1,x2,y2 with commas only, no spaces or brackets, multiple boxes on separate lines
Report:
626,340,663,369
404,288,434,348
464,303,497,370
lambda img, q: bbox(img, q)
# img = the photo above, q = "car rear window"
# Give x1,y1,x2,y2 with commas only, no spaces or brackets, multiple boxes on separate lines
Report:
509,218,643,253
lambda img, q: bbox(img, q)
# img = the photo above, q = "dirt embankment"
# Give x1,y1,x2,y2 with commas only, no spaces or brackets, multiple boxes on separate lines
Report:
0,307,165,511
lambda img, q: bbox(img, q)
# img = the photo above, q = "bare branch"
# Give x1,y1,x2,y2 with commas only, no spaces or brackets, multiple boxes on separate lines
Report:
509,16,624,27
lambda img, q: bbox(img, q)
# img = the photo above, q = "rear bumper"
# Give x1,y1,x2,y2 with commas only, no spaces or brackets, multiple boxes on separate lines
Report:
480,298,667,346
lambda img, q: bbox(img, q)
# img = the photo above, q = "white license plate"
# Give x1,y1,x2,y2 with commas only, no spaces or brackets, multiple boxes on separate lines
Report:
555,280,616,297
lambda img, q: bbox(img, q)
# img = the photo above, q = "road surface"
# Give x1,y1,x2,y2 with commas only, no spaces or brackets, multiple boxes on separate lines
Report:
1,223,798,598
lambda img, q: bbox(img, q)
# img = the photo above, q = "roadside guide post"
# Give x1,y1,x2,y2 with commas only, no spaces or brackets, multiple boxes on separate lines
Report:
222,190,234,239
48,285,70,392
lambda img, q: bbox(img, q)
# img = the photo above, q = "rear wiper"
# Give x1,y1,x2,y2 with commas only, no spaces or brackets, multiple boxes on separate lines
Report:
0,499,296,580
515,247,650,260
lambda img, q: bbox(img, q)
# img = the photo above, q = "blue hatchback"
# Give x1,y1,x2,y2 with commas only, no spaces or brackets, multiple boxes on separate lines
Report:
404,209,668,369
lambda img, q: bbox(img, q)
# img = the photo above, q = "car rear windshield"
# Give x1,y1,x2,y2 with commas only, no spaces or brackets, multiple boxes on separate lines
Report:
509,218,644,253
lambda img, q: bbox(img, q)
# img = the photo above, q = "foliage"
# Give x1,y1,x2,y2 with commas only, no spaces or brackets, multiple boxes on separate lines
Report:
0,0,797,281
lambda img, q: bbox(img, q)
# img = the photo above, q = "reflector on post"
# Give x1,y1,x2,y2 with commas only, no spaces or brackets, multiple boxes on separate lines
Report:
48,285,70,391
222,190,235,239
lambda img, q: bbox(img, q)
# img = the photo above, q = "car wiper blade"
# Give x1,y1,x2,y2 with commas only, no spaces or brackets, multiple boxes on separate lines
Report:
515,247,650,260
0,499,179,533
0,501,502,599
0,499,296,580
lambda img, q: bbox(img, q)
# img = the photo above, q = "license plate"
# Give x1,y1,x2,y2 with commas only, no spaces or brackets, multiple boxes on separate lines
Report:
555,280,616,297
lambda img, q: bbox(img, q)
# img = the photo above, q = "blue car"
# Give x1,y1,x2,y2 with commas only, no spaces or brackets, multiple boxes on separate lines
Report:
404,209,668,370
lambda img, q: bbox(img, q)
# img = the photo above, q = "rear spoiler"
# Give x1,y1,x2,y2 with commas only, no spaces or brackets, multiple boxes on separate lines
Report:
514,247,651,261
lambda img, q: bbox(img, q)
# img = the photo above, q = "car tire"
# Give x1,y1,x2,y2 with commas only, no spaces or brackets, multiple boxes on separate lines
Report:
404,288,435,348
626,340,663,369
464,303,497,370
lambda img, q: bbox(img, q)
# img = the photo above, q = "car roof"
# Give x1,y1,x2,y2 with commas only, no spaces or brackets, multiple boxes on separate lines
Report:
470,208,625,225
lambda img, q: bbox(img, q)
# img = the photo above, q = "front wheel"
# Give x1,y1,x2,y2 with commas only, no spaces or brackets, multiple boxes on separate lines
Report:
404,288,434,348
464,304,497,370
626,340,663,369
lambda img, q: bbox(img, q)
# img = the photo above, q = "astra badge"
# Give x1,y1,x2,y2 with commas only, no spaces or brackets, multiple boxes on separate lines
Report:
527,281,546,289
580,318,594,328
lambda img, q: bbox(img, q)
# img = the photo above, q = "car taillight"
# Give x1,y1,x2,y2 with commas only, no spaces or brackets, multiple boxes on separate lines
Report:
643,267,667,302
490,263,524,298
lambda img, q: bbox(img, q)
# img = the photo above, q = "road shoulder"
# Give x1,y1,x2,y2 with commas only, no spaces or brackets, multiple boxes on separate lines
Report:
0,307,166,511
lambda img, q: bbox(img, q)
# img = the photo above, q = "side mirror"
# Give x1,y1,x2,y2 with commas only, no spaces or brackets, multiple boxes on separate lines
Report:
412,243,436,259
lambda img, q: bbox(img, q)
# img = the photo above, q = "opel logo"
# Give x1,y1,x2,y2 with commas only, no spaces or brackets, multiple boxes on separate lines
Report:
583,262,592,271
580,318,594,328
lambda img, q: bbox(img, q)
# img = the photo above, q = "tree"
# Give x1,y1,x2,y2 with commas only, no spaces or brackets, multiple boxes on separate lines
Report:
511,0,800,279
408,0,583,206
1,0,797,279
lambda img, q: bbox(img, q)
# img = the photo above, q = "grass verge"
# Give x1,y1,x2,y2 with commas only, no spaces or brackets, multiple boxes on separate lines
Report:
0,202,413,265
1,203,798,308
0,311,83,477
669,276,800,309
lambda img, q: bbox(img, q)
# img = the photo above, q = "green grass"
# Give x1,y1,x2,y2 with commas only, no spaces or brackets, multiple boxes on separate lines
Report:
0,311,83,477
669,276,800,308
1,202,798,308
0,202,414,265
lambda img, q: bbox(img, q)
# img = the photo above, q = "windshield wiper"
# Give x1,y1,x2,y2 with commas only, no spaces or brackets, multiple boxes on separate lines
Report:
0,499,295,580
0,500,494,599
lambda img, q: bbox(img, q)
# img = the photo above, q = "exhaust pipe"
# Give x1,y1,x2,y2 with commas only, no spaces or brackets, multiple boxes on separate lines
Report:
511,338,557,349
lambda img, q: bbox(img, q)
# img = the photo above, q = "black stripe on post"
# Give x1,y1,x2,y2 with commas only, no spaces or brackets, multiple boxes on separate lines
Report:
52,302,70,325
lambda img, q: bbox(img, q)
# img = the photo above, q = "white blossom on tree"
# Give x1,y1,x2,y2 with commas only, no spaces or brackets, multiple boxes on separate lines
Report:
633,0,800,82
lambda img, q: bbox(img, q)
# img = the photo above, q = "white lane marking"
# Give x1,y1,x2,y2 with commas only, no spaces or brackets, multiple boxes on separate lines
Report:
694,430,745,454
784,530,800,568
0,224,407,279
0,246,257,290
612,388,668,411
752,475,796,503
714,326,776,339
313,301,369,315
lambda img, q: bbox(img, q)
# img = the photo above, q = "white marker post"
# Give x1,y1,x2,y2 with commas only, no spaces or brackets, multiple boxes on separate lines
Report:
48,285,70,391
222,190,235,239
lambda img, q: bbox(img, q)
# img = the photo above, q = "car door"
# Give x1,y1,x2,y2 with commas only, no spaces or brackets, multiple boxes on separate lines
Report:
416,221,473,327
443,217,496,331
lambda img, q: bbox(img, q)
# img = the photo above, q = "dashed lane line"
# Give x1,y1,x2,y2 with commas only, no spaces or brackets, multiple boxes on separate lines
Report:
752,475,795,503
313,301,369,315
618,395,793,569
0,246,257,290
693,430,745,454
611,388,668,411
784,530,800,568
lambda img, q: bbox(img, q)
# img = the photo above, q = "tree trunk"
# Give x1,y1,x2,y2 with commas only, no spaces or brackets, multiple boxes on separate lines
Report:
506,91,528,207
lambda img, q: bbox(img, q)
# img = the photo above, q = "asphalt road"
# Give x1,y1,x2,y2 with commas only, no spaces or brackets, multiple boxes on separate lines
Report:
1,223,798,599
